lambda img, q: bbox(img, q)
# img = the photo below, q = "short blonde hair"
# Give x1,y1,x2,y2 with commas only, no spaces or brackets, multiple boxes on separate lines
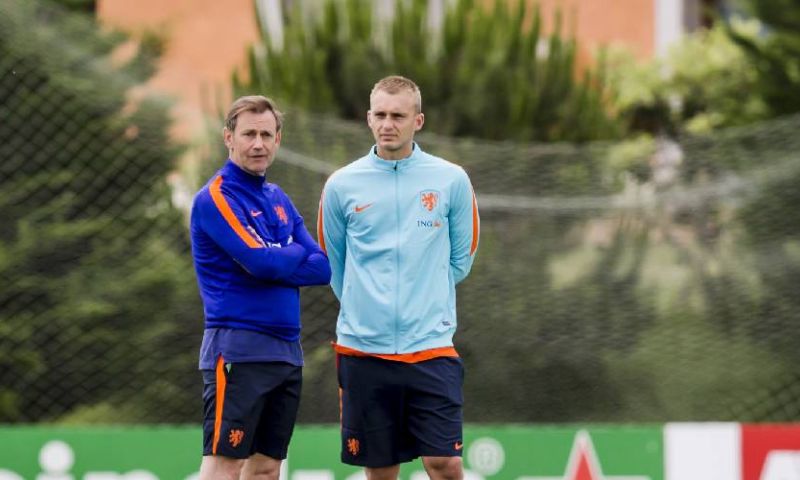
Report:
370,76,422,113
224,95,283,132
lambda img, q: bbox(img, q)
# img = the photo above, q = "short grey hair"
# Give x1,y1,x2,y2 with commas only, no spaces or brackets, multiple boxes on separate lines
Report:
224,95,284,132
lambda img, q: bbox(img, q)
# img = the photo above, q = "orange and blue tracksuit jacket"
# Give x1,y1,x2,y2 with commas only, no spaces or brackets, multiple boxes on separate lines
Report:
318,143,479,358
190,160,330,367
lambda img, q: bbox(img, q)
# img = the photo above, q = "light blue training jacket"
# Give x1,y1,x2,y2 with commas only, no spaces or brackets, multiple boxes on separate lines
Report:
319,143,480,354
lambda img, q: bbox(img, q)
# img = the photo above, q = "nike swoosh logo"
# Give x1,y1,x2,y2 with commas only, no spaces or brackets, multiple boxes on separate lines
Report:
454,441,463,450
250,210,263,217
354,203,374,213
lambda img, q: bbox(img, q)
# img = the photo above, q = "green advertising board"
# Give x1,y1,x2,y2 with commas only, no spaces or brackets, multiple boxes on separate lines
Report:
0,425,662,479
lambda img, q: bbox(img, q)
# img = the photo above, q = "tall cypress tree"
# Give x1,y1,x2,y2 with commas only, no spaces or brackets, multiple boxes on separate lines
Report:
0,0,202,422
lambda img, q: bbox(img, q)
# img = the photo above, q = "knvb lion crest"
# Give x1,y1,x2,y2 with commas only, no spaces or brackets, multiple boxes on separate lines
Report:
420,191,439,212
346,437,360,456
274,205,289,224
228,428,245,448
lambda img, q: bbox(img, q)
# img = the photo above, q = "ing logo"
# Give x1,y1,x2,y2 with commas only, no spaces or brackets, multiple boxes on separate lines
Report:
274,205,289,224
420,191,439,212
417,219,442,228
346,437,360,456
229,428,245,448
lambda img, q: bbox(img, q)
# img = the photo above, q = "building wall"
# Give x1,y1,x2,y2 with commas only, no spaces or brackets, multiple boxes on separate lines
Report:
97,0,680,140
534,0,655,61
97,0,260,141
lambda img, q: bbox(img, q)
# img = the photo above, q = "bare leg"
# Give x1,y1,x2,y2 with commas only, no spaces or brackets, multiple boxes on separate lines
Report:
240,452,283,480
198,455,245,480
422,456,463,480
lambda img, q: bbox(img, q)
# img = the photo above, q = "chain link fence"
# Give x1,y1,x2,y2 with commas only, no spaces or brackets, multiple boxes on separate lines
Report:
255,110,800,424
3,0,800,425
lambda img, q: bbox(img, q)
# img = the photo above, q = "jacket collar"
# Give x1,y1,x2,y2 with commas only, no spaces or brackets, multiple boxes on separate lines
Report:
222,159,267,187
368,142,422,171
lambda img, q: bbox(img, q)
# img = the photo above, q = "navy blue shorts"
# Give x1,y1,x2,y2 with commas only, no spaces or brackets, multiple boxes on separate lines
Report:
337,354,464,467
201,356,301,459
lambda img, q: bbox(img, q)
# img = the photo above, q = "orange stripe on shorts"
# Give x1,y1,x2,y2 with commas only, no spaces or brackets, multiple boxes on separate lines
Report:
212,355,227,455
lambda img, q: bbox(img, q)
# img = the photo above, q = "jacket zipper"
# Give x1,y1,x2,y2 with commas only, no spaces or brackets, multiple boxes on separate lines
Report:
393,162,401,354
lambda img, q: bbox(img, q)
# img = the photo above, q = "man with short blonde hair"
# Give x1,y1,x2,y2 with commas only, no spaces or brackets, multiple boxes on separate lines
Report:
320,76,480,480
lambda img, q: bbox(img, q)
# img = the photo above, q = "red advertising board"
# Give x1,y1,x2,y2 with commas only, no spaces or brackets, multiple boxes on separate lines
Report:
742,423,800,480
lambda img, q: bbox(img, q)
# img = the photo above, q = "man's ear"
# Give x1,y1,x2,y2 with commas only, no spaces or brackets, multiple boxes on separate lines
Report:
223,127,232,149
275,130,282,147
414,112,425,132
366,110,373,128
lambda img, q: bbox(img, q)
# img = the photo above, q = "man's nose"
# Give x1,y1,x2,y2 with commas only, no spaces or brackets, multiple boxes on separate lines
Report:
253,136,265,149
